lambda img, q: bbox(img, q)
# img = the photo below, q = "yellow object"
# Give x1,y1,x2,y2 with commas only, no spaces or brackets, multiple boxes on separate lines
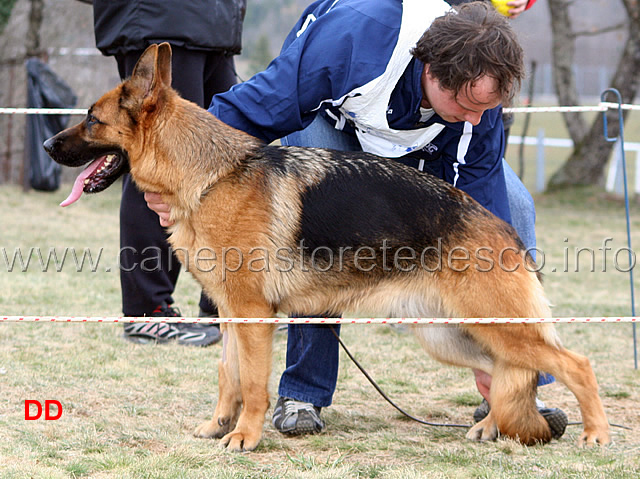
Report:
491,0,512,17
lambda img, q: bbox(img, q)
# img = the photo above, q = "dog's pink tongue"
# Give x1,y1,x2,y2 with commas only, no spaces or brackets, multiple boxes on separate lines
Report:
60,157,104,207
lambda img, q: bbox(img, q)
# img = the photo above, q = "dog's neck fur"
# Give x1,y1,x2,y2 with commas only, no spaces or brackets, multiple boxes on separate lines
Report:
156,95,262,221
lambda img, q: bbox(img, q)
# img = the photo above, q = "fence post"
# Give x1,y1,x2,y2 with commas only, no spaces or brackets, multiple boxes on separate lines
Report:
635,150,640,197
605,140,623,194
536,129,545,193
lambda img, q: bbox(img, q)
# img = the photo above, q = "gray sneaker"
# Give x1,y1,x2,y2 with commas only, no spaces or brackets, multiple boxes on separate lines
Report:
123,302,221,347
272,397,325,435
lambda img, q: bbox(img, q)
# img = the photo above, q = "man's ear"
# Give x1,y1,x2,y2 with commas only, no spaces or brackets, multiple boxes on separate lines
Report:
131,43,173,98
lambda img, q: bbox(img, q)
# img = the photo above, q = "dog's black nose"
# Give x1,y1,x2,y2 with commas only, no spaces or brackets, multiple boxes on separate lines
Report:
43,137,55,154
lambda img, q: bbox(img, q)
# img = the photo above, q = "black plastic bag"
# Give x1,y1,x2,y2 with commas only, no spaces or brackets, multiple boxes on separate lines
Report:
26,58,77,191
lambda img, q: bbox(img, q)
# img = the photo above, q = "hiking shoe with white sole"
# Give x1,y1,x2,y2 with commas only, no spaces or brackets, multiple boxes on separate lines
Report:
123,302,221,347
473,398,568,439
272,397,325,435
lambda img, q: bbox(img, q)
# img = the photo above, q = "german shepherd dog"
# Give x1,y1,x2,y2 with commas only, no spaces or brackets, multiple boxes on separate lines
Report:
44,43,610,451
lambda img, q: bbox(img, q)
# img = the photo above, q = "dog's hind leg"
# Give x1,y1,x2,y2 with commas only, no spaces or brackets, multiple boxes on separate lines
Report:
465,324,610,446
467,360,551,445
412,325,549,444
194,322,242,441
531,347,610,446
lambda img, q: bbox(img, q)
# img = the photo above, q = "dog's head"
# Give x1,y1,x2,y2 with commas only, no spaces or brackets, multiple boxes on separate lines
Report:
43,43,174,206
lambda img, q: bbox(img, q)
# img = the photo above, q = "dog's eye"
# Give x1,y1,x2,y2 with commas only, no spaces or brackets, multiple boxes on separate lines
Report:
87,114,102,126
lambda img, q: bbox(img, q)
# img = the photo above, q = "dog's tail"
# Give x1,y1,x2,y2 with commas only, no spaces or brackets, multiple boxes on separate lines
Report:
490,361,553,445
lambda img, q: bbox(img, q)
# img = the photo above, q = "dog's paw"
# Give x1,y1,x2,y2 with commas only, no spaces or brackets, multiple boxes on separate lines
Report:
219,428,262,452
578,428,611,447
466,415,499,442
194,419,227,439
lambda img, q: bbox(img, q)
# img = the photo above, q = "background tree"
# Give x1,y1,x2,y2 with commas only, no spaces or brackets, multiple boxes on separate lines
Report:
25,0,43,57
0,0,18,35
547,0,640,188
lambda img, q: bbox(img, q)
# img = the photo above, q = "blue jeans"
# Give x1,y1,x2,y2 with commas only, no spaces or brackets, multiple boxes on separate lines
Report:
278,115,549,407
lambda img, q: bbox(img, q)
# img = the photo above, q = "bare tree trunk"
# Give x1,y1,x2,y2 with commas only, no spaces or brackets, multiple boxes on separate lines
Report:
25,0,44,58
547,0,588,144
547,0,640,189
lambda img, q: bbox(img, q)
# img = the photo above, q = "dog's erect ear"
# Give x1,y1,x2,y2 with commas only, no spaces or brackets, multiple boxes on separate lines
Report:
131,43,173,98
156,43,172,87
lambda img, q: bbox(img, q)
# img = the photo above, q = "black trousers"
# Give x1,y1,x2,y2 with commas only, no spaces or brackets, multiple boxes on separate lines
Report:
115,46,237,316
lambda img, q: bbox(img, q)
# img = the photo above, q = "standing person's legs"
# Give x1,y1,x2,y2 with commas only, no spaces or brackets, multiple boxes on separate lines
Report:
273,115,359,435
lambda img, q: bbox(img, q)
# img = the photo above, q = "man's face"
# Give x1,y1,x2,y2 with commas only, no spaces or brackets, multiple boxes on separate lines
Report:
421,68,502,126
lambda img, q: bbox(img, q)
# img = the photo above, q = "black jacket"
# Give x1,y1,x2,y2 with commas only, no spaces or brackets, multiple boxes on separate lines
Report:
93,0,246,56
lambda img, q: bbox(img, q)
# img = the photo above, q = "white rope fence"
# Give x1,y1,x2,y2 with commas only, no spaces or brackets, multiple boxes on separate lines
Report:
0,107,89,115
0,101,638,116
504,102,640,114
1,316,637,324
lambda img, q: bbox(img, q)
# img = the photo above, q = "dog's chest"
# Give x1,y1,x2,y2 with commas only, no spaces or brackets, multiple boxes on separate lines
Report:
167,224,197,266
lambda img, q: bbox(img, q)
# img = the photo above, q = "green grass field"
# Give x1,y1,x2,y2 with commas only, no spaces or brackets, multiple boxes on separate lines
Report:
1,109,640,477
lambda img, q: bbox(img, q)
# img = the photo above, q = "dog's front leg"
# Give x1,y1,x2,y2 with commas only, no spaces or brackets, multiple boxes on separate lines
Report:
219,319,275,451
194,322,242,441
194,299,276,452
194,319,275,451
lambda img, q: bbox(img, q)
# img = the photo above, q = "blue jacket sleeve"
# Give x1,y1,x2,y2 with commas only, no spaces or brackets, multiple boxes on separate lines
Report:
439,108,512,223
208,0,399,143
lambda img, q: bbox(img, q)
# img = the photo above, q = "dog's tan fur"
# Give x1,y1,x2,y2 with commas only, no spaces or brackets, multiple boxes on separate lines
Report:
45,44,610,451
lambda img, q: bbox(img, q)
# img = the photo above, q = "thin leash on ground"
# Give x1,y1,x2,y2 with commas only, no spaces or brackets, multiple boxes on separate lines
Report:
329,326,632,432
328,325,469,429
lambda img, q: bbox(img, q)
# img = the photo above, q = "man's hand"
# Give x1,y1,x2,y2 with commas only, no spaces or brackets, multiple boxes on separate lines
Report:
505,0,529,18
144,192,175,227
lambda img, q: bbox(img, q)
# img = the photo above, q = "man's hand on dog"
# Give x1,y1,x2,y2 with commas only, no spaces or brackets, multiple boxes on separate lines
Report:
144,192,174,227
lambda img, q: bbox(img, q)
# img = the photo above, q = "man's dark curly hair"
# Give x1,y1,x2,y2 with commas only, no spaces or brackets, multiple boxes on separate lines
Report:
410,1,525,106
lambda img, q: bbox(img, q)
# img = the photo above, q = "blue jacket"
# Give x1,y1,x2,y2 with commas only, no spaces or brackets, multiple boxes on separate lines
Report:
210,0,511,223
